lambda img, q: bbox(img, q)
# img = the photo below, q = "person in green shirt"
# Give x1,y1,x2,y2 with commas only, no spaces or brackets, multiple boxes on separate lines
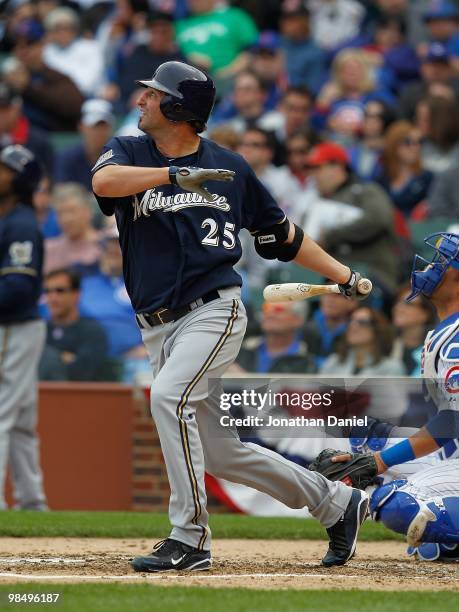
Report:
175,0,258,91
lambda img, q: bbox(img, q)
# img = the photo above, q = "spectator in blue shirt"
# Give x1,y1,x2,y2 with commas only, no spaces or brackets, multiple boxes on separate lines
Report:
348,99,396,182
423,0,459,59
79,226,150,383
303,291,358,369
54,99,115,191
279,2,326,95
32,175,61,239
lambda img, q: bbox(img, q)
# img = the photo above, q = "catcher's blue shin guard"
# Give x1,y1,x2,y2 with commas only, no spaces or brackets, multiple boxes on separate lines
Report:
371,483,459,544
407,542,459,562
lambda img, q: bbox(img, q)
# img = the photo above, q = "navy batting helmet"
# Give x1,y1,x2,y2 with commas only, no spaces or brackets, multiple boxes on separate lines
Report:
0,144,43,204
136,61,216,132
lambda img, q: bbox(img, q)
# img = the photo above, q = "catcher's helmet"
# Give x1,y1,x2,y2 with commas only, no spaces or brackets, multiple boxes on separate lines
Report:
136,61,216,132
0,144,43,203
406,232,459,302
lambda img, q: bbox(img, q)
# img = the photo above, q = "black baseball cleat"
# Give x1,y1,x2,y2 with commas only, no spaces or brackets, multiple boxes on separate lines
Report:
131,538,212,573
322,489,369,567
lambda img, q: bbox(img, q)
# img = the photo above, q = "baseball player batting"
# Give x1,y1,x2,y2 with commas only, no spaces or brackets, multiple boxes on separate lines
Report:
0,145,47,511
91,61,371,573
311,232,459,561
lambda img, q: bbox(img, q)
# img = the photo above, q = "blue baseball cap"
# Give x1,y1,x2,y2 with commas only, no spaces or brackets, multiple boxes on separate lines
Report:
13,20,45,44
423,0,459,21
252,31,281,53
423,41,451,63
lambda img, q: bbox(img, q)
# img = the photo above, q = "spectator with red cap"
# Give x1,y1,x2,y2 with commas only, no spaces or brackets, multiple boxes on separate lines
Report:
301,141,398,294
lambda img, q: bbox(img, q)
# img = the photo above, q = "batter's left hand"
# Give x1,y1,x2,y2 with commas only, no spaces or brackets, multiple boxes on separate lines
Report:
169,166,235,201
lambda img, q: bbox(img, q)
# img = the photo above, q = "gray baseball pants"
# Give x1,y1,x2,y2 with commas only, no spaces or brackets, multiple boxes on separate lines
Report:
0,320,47,510
141,287,352,550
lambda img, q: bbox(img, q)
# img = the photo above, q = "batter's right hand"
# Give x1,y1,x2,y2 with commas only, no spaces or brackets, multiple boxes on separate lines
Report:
169,166,235,201
338,269,366,301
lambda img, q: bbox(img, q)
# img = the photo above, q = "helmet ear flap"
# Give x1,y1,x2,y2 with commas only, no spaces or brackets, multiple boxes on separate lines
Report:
159,94,182,122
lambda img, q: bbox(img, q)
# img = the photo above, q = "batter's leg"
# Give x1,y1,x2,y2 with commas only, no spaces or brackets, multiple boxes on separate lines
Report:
198,383,352,528
141,292,246,551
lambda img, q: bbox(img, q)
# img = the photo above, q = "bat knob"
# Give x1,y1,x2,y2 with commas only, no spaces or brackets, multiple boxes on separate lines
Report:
357,278,372,295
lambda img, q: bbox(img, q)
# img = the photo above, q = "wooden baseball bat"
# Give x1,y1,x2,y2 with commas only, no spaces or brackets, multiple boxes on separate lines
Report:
263,279,373,303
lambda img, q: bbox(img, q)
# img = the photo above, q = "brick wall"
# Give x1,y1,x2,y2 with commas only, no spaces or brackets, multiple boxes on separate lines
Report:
131,386,228,513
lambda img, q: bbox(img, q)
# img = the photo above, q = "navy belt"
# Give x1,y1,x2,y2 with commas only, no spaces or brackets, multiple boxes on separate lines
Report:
136,289,221,329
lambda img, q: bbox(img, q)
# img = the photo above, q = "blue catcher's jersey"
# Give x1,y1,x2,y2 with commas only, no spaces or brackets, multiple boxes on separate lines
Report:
422,311,459,413
91,135,285,313
0,204,43,324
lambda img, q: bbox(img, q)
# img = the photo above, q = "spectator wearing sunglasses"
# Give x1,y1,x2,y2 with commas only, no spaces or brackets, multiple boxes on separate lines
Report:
348,99,396,182
319,306,405,376
237,127,293,212
39,268,115,381
236,127,301,295
378,120,433,218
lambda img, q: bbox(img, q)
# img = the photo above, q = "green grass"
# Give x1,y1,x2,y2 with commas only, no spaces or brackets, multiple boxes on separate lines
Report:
0,512,402,541
0,585,455,612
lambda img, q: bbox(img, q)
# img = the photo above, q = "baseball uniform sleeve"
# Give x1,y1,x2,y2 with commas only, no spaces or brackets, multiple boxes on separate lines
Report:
242,165,286,232
91,137,133,174
92,137,133,216
0,219,42,313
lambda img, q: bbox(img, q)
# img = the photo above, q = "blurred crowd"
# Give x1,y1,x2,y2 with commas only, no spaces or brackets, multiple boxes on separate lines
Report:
1,0,458,382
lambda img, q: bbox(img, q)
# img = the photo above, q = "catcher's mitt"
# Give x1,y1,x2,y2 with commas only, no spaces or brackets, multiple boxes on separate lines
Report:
309,448,378,489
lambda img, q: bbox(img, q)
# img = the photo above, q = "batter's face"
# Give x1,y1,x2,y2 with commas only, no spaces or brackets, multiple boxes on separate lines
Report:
137,87,168,133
